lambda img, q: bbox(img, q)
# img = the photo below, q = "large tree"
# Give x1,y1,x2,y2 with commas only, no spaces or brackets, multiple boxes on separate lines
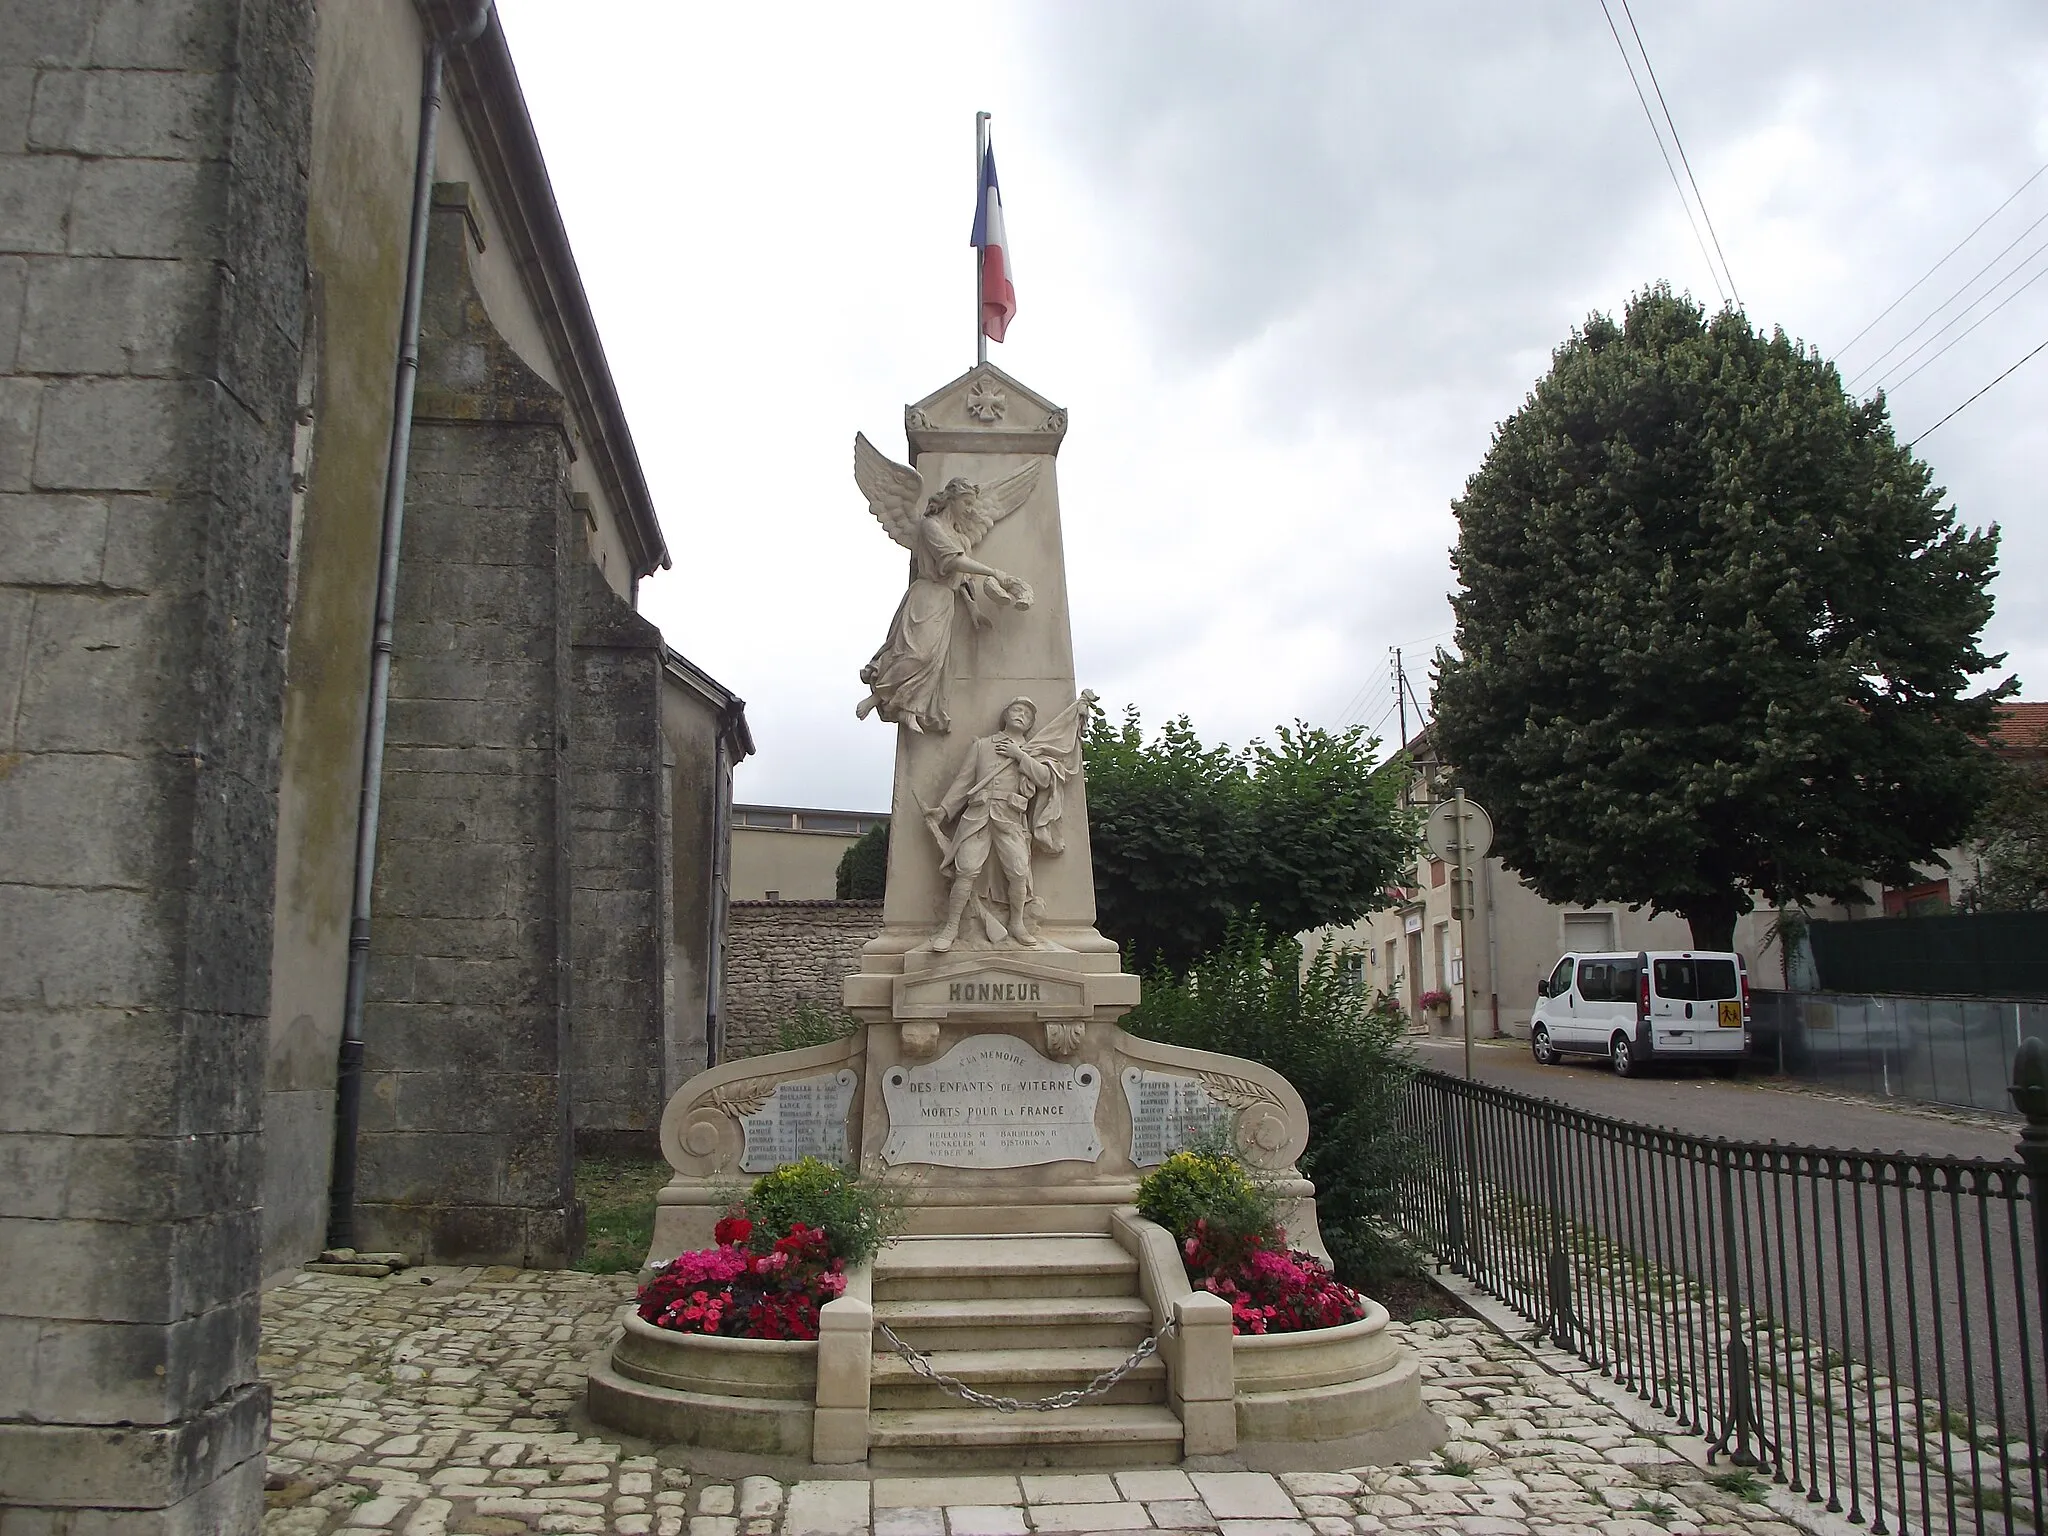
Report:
1083,706,1416,971
1433,285,2008,951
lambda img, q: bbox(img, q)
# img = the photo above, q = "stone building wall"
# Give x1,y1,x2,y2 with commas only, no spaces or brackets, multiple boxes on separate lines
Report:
0,0,314,1529
567,562,668,1157
356,193,582,1269
722,901,884,1058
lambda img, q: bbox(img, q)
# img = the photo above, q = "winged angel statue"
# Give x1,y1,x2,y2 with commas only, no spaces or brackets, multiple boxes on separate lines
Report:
852,433,1041,734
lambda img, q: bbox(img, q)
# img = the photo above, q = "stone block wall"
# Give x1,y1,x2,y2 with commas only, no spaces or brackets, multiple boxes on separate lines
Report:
0,1,313,1529
355,195,580,1268
722,901,884,1058
568,562,668,1156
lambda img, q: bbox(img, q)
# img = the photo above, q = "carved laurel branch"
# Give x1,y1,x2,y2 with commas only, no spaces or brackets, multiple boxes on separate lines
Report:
709,1077,778,1119
1194,1071,1281,1111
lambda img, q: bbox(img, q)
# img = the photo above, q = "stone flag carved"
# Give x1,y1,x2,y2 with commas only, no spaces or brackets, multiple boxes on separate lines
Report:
852,431,1041,735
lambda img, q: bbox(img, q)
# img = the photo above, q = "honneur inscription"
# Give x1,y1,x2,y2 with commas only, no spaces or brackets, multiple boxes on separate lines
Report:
947,979,1042,1003
881,1033,1101,1168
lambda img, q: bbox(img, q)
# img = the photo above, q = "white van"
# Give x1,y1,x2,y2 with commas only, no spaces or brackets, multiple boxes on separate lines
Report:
1530,950,1750,1076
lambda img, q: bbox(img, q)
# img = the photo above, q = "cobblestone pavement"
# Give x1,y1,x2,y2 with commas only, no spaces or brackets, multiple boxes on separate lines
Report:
261,1267,1820,1536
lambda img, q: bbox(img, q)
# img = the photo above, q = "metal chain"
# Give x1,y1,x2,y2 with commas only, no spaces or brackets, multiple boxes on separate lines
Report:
871,1317,1177,1414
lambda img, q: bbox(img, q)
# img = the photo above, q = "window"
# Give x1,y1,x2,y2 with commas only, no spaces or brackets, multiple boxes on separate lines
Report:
799,813,862,834
1652,958,1740,1000
1429,858,1446,887
764,890,779,902
1339,954,1366,990
1576,960,1612,1001
1547,957,1574,998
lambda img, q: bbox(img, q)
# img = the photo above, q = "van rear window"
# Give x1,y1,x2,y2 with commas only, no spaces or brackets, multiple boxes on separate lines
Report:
1652,958,1740,1000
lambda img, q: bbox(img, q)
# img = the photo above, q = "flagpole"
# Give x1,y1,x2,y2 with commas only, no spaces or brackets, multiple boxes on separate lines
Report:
975,111,990,367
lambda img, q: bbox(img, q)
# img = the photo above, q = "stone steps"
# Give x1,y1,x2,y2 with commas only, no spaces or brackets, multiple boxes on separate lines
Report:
871,1294,1156,1352
863,1233,1182,1467
870,1345,1167,1411
871,1234,1139,1301
866,1404,1187,1469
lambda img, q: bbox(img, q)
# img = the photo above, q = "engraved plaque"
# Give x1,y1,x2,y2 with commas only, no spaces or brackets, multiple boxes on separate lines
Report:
1122,1067,1230,1167
738,1069,858,1173
895,965,1089,1019
881,1033,1102,1168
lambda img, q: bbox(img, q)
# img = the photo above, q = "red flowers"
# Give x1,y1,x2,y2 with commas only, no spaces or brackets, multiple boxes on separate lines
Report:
638,1219,847,1342
1180,1218,1365,1336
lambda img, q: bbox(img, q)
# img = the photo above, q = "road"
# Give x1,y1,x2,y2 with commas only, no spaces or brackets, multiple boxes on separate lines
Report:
1408,1035,2023,1162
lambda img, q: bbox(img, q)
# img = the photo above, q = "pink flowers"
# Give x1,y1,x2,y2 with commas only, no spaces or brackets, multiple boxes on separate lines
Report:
638,1220,846,1342
1181,1218,1365,1336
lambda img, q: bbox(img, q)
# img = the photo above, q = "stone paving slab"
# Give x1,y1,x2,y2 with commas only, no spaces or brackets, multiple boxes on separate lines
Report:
261,1267,1825,1536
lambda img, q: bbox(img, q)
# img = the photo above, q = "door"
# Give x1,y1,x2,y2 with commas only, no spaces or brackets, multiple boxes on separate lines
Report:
1536,955,1577,1047
1571,957,1618,1050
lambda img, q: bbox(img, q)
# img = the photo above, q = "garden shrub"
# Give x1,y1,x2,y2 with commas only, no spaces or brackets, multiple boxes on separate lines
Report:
740,1155,896,1268
1121,924,1420,1287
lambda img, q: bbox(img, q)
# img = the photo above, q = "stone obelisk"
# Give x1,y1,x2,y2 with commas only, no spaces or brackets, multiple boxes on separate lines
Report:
842,362,1138,1057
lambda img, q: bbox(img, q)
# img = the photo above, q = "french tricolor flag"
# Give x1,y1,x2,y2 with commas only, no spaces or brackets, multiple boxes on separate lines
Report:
970,143,1016,343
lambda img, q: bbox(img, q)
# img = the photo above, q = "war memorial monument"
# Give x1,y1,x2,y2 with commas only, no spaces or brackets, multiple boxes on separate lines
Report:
586,364,1433,1468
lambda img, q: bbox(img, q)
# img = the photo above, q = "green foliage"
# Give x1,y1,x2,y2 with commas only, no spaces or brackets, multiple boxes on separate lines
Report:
572,1154,670,1274
1084,704,1418,972
1121,926,1420,1285
1135,1142,1281,1254
1708,1468,1769,1503
834,822,889,900
741,1156,897,1268
773,1000,860,1053
1433,284,2009,950
1959,724,2048,913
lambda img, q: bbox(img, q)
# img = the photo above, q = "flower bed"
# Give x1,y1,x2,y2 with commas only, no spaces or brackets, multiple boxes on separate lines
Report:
1138,1146,1366,1337
637,1216,847,1342
1182,1217,1366,1336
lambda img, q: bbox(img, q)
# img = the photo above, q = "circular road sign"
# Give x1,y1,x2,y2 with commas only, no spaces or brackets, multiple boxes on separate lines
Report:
1424,797,1494,864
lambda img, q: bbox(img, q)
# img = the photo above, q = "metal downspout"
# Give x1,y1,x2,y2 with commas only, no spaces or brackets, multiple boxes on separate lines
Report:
706,715,737,1069
327,0,494,1251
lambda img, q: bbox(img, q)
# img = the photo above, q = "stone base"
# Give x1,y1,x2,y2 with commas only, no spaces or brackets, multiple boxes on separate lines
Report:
587,1311,817,1456
1233,1301,1433,1444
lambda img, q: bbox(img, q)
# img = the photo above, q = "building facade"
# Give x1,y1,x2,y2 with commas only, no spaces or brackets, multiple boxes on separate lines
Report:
1,2,745,1526
730,802,888,901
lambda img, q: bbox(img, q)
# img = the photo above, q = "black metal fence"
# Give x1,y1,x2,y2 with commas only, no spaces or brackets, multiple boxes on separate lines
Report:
1750,989,2048,1115
1395,1050,2048,1536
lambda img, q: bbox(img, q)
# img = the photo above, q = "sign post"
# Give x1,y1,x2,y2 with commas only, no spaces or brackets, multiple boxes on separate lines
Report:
1426,793,1494,1079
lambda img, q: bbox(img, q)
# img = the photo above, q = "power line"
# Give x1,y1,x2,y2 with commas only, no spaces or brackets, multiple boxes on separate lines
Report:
1908,333,2048,446
1876,240,2048,395
1617,0,1741,308
1597,0,1727,307
1849,205,2048,388
1837,160,2048,360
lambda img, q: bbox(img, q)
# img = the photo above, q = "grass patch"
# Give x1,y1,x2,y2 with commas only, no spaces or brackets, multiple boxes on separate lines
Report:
1630,1495,1677,1527
1709,1468,1769,1503
1437,1456,1475,1478
574,1154,671,1275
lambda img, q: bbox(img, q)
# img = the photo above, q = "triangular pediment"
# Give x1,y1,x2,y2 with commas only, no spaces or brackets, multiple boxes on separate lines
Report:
904,363,1067,458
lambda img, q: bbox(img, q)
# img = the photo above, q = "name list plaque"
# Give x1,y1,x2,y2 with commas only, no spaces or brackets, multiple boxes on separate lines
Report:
881,1033,1102,1168
1122,1067,1230,1167
738,1069,858,1173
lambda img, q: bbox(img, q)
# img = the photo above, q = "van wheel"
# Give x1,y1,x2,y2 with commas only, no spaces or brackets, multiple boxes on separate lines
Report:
1531,1026,1557,1065
1611,1033,1639,1078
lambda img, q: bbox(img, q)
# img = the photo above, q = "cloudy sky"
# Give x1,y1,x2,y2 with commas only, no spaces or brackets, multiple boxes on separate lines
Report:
495,1,2048,812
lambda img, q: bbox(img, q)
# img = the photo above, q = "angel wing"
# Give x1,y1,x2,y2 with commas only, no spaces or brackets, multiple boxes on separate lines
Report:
950,459,1043,547
853,432,925,551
